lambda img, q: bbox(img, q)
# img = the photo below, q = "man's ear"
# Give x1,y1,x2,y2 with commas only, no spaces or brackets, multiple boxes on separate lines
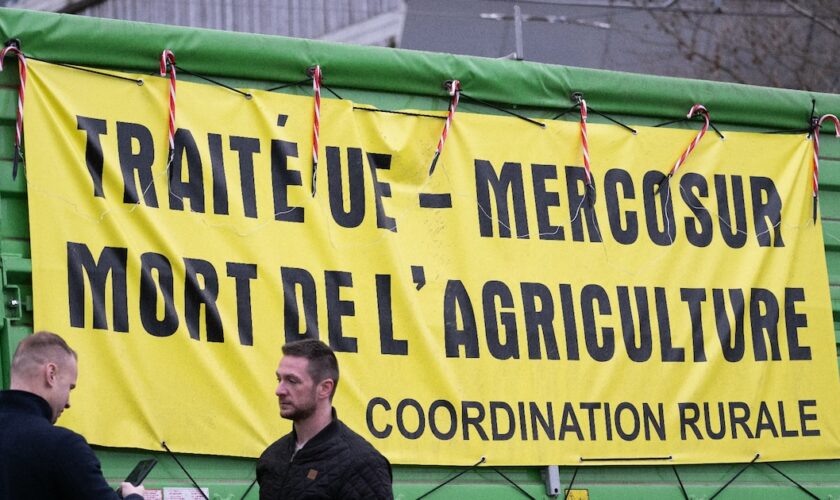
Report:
317,378,334,400
44,362,58,387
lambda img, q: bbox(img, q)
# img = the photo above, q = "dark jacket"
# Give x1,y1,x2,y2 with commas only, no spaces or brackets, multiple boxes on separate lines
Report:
256,411,393,499
0,390,142,500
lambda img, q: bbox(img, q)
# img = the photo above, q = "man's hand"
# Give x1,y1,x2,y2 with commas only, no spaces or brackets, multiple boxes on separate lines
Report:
120,481,145,498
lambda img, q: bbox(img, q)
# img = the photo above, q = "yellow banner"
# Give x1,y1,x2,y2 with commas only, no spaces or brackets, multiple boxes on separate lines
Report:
23,59,840,465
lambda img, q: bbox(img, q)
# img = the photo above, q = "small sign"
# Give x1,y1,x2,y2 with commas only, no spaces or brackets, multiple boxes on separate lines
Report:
163,487,210,499
564,489,589,500
142,490,162,500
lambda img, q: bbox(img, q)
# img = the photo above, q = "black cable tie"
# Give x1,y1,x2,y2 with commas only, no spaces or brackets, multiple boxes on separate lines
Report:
428,150,441,176
266,77,311,92
459,91,545,128
416,456,486,499
29,56,144,85
61,63,144,85
652,118,814,136
653,172,672,195
564,466,580,500
175,65,252,99
654,113,723,139
764,127,812,135
761,102,816,135
321,84,343,100
3,38,20,50
672,465,689,500
765,463,820,500
552,94,636,134
552,97,581,120
708,120,725,140
239,476,258,500
303,66,344,98
552,107,577,119
489,467,536,500
11,145,20,180
160,441,209,500
653,117,689,128
813,193,818,224
311,160,318,197
586,104,637,135
708,453,760,500
352,106,446,120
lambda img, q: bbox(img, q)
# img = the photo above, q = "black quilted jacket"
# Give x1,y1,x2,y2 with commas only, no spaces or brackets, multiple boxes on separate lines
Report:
256,412,393,499
0,390,143,500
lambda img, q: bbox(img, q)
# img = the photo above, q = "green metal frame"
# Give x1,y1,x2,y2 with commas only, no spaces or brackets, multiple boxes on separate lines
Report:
1,7,839,499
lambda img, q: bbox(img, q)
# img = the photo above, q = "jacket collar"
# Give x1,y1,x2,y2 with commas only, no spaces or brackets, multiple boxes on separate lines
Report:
0,389,53,422
292,408,340,453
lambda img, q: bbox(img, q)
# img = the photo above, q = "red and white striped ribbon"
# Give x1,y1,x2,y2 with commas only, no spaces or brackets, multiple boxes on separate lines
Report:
0,45,27,178
428,80,461,175
667,104,710,177
578,98,592,185
160,50,176,163
812,114,840,199
311,65,322,196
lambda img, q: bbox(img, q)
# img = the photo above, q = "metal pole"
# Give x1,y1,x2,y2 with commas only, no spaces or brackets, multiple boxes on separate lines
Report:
514,4,524,60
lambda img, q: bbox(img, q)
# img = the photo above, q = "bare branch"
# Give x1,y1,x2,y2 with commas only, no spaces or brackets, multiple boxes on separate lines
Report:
783,0,840,38
631,0,840,93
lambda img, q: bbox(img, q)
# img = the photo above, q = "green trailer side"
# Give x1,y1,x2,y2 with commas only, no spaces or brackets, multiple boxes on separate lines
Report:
1,8,839,499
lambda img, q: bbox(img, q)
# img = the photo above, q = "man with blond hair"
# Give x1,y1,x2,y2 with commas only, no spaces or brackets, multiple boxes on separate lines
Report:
0,331,146,499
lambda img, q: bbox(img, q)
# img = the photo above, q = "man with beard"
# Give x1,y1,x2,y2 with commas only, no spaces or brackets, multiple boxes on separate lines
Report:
256,339,392,499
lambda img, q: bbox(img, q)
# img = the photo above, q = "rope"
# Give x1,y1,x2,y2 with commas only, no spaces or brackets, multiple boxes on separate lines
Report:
159,49,177,173
574,94,599,213
0,43,27,179
428,79,461,176
669,104,711,177
655,103,711,195
811,114,840,222
310,65,322,196
552,100,636,135
578,96,592,186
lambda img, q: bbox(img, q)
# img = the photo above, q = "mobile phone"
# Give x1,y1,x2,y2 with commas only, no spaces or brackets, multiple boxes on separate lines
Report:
115,458,157,497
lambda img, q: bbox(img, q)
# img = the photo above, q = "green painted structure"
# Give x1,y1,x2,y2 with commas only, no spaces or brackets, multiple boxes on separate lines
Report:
0,7,839,499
